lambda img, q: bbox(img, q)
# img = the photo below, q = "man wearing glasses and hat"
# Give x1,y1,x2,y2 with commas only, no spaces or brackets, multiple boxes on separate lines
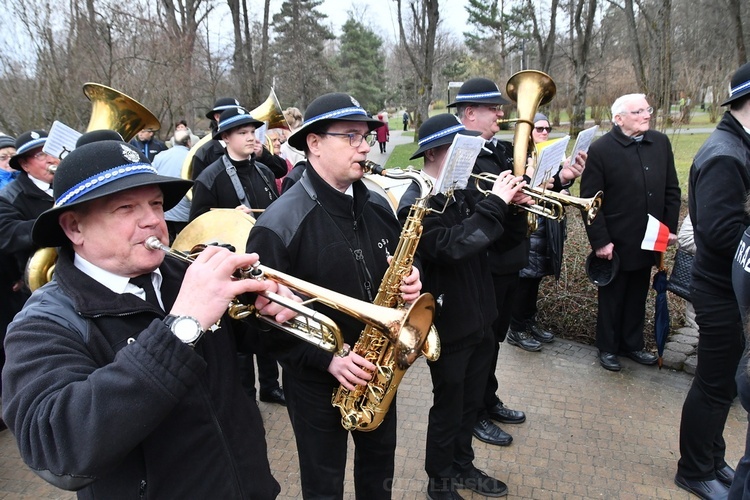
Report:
1,135,297,498
676,62,750,499
246,92,423,499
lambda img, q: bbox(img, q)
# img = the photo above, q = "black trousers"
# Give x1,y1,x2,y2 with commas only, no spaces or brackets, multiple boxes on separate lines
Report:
238,352,281,398
678,287,743,480
426,328,494,479
283,370,397,499
509,276,543,331
480,272,519,418
594,266,651,353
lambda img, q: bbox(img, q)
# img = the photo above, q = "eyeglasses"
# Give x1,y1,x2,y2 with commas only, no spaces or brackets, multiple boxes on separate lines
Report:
32,151,51,160
625,106,653,116
534,126,552,133
320,132,372,147
0,154,13,162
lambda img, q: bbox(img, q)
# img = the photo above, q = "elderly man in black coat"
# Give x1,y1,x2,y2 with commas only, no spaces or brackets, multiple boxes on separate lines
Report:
580,93,681,372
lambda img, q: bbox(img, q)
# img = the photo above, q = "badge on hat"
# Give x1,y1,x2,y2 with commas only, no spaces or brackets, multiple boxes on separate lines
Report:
121,144,141,163
350,96,361,108
30,131,40,140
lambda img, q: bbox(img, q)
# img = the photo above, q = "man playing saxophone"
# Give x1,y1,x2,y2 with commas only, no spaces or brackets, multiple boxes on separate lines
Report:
246,92,423,499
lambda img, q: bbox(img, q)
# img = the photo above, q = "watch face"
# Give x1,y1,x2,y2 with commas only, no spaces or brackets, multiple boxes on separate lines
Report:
172,317,202,343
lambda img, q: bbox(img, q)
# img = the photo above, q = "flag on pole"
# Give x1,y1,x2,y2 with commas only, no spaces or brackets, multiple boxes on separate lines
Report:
641,214,669,252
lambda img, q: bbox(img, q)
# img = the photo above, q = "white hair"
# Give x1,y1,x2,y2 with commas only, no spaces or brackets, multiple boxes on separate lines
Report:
611,93,647,116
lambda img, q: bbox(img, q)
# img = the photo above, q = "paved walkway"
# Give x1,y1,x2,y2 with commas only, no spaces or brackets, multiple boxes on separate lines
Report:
0,338,745,499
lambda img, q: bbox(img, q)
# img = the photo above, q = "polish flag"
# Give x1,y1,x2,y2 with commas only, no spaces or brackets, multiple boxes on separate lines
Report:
641,214,669,252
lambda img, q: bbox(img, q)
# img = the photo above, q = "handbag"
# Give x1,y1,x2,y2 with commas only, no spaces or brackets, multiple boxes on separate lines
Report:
666,249,694,301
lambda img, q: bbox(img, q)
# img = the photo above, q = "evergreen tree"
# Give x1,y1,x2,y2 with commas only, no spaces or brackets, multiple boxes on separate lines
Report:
271,0,335,109
337,18,386,113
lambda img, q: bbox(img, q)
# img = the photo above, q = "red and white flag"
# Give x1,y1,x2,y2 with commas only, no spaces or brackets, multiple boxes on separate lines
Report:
641,214,669,252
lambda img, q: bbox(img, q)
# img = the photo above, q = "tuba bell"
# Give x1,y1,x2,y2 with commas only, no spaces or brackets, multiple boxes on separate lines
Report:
25,84,161,291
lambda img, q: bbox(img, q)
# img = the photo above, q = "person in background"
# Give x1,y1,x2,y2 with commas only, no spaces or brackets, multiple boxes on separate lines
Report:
0,135,17,189
399,113,525,499
280,106,306,168
580,93,680,373
1,136,297,498
246,92,423,499
166,119,199,149
375,113,390,154
676,61,750,499
403,110,410,131
267,129,292,192
152,129,192,242
129,128,167,162
507,113,586,351
191,97,242,180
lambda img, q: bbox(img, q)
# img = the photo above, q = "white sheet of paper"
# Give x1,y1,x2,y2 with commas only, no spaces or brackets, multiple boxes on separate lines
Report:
255,124,267,146
433,134,485,195
44,121,82,160
532,135,570,187
570,125,599,161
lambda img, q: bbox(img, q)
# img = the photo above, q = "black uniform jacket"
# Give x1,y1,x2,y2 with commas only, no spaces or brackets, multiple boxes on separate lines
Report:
1,245,279,499
246,164,401,384
398,183,507,349
580,125,681,271
690,111,750,297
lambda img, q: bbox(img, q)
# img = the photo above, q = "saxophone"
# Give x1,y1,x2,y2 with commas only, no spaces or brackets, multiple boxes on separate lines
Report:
331,161,441,432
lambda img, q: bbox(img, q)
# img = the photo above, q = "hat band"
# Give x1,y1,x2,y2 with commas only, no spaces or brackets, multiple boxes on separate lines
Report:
16,138,47,156
729,79,750,98
212,104,238,114
455,91,503,102
218,113,257,131
303,107,368,128
55,163,157,208
418,124,466,147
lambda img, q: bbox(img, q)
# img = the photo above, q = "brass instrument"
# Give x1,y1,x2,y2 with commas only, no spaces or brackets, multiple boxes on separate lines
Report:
470,172,603,225
331,161,439,432
25,83,162,291
146,208,436,361
181,88,289,199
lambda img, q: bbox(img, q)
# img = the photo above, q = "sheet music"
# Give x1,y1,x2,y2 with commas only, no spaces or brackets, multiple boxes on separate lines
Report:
531,136,570,187
44,121,82,160
433,134,485,195
570,125,598,161
255,124,267,147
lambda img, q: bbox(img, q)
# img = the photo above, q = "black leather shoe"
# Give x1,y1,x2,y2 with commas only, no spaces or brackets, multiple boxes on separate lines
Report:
488,401,526,424
259,387,286,406
455,466,508,497
506,328,542,352
528,322,555,343
625,350,658,365
715,464,736,488
599,351,621,372
427,478,464,500
0,418,6,432
472,419,512,446
674,473,729,500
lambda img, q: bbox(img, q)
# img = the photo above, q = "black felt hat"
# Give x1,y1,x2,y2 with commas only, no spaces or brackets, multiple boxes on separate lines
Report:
721,61,750,107
32,140,193,247
0,134,15,149
205,97,241,120
447,78,510,107
10,130,48,170
76,130,123,148
410,114,482,160
287,93,383,151
212,107,265,140
585,251,620,287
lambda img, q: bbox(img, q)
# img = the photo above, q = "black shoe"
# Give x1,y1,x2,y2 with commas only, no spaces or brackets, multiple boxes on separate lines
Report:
715,464,736,488
624,350,658,365
472,419,512,446
674,473,729,500
487,401,526,424
506,328,542,352
528,322,555,343
259,387,286,406
599,351,621,372
455,466,508,497
0,418,6,432
427,478,464,500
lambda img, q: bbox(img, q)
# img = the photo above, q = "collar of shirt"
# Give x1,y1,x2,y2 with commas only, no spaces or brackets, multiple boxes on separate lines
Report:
73,253,164,307
28,175,53,196
744,125,750,136
344,184,354,197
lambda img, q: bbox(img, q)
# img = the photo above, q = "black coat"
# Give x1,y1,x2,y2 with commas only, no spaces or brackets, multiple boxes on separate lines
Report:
128,137,167,162
580,125,681,271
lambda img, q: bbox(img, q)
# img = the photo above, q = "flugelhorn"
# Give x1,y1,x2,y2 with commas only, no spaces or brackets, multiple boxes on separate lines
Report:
470,172,603,225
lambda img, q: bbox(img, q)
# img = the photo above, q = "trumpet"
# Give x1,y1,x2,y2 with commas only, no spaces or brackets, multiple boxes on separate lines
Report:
47,164,57,174
470,172,603,225
145,235,435,367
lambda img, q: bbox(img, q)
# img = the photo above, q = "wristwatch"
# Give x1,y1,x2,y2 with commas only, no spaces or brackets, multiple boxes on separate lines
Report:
163,315,204,347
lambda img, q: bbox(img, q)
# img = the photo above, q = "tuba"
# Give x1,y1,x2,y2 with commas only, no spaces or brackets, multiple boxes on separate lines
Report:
331,161,440,432
181,88,289,199
25,84,161,291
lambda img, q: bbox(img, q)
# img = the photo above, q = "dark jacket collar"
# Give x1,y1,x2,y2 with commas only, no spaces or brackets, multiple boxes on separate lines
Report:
609,124,654,147
305,162,371,219
718,110,750,150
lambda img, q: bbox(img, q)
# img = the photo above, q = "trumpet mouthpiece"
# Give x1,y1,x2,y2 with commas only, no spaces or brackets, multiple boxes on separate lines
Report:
144,236,165,251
